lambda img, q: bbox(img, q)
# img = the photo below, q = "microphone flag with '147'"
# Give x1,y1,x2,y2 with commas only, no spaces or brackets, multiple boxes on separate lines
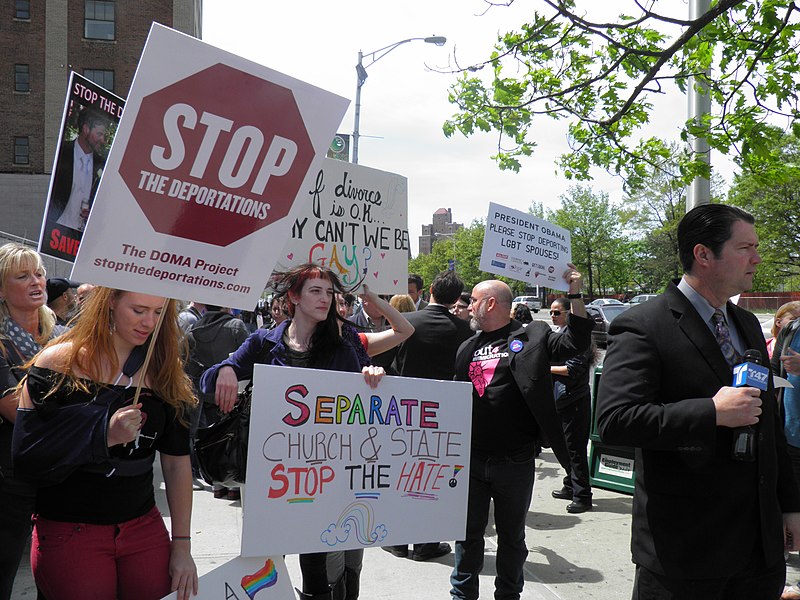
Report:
730,349,767,462
732,350,769,391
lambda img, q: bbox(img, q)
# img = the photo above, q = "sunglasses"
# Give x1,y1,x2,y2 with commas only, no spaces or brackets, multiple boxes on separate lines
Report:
550,310,563,316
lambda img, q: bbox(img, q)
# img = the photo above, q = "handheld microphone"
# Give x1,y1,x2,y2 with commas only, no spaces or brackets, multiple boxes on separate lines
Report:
731,349,768,461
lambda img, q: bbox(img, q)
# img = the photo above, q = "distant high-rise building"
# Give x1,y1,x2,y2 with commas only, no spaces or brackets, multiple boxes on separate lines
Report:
1,0,202,243
418,207,462,255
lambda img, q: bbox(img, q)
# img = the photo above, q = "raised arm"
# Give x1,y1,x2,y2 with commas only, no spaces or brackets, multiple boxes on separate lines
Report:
359,285,415,357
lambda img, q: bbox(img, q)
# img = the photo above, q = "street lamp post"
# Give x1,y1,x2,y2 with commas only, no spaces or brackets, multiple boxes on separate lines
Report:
687,0,712,211
353,35,446,164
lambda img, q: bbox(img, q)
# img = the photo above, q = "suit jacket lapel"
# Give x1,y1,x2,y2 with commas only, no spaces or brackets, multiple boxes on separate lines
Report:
666,284,731,387
727,302,765,360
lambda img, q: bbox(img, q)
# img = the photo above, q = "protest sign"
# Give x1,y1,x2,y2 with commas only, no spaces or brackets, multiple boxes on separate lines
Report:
71,24,349,309
274,158,408,293
241,366,473,557
480,202,572,291
160,556,293,600
39,72,124,262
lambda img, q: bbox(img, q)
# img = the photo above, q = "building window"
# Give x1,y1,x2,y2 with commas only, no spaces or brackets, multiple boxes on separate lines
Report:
84,0,115,40
15,0,30,19
14,137,29,165
14,65,30,92
83,69,114,92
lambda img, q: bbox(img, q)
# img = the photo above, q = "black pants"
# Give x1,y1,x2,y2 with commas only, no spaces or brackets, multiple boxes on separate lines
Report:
300,552,330,594
554,398,592,500
0,478,35,600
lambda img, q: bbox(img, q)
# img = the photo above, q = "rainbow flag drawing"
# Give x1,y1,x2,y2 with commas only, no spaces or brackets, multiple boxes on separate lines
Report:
240,559,278,599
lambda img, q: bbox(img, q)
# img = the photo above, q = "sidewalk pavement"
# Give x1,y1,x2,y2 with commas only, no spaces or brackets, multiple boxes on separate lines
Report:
13,448,800,599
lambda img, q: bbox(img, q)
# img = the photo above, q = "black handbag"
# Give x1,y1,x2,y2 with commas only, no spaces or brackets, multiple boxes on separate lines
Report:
194,383,251,487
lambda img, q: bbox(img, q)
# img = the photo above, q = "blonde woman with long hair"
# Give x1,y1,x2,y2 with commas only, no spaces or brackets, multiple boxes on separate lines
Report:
15,287,198,600
0,242,61,599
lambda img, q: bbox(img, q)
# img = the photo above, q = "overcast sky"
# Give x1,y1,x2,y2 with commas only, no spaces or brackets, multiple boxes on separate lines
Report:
202,0,735,255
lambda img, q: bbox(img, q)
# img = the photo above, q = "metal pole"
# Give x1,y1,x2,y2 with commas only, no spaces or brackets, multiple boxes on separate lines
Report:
353,50,363,164
686,0,712,211
351,37,445,165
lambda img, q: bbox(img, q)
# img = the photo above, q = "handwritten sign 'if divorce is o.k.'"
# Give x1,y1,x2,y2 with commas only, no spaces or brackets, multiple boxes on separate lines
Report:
278,158,409,293
241,366,473,558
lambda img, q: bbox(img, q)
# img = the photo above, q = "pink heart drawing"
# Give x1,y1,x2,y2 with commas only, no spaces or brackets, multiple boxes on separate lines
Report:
373,272,379,278
381,253,386,259
393,279,398,285
286,253,294,260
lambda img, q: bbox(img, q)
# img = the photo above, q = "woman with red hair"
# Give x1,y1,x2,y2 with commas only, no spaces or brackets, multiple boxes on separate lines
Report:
201,263,384,600
15,288,197,600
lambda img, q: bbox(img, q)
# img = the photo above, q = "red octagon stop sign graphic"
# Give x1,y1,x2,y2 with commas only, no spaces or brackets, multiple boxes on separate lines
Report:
119,63,315,247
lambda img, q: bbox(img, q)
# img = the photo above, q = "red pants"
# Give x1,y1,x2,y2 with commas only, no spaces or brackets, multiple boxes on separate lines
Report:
31,505,172,600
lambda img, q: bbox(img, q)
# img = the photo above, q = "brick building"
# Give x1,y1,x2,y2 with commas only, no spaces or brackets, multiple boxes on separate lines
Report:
1,0,202,244
418,207,462,255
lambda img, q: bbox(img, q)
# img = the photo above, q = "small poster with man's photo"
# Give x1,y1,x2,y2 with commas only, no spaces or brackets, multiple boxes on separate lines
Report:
39,72,124,262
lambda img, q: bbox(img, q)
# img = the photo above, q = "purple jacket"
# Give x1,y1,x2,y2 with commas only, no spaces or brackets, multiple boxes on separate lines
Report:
199,320,362,393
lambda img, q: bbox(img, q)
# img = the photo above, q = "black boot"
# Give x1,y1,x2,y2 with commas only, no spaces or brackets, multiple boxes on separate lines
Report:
343,567,360,600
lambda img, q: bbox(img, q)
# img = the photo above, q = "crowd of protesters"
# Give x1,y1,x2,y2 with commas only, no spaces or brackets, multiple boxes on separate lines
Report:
5,202,800,600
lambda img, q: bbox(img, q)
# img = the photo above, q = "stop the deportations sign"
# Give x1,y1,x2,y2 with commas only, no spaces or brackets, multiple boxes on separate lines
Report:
72,24,348,308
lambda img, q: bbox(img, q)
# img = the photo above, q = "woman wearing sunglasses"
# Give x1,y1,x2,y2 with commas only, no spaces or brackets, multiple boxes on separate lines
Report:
549,297,598,514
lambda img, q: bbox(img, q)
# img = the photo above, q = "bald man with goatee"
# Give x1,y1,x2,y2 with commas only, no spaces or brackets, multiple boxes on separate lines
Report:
450,266,591,600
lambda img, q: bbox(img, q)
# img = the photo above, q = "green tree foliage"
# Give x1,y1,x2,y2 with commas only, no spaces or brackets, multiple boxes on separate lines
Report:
547,186,632,297
622,146,687,289
408,221,527,295
528,200,545,218
728,131,800,291
444,0,800,187
620,143,730,290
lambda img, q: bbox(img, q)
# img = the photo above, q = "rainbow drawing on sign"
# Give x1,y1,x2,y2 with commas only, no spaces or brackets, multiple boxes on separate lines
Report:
320,500,388,547
240,559,278,599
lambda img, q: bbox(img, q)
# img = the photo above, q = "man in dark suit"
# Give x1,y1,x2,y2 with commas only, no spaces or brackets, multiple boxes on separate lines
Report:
383,270,473,562
450,268,591,600
393,270,472,380
596,204,800,599
48,107,109,229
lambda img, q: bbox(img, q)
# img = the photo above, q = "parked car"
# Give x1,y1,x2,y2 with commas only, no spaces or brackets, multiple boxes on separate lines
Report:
512,295,541,313
588,298,624,306
628,294,658,306
586,304,630,347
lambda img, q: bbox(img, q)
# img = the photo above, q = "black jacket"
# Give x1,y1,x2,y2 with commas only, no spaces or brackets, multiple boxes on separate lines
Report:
455,314,592,459
186,312,249,403
49,140,105,222
392,304,473,381
596,282,800,579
